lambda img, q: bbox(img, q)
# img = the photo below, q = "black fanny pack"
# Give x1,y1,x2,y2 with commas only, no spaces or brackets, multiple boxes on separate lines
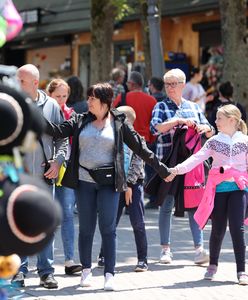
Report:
80,165,115,186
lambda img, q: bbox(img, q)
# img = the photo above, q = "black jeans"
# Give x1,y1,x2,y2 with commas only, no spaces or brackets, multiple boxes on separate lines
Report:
209,190,247,273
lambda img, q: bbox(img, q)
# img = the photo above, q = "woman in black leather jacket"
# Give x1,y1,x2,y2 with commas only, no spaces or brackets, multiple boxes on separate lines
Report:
45,82,169,291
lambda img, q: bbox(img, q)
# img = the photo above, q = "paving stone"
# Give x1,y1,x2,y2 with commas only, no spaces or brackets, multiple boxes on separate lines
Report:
9,206,248,299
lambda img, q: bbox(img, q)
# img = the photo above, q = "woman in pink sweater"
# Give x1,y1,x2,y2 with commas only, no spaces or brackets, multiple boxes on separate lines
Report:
166,104,248,285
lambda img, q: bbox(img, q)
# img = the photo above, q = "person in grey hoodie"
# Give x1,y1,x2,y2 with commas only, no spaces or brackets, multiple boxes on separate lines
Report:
11,64,68,289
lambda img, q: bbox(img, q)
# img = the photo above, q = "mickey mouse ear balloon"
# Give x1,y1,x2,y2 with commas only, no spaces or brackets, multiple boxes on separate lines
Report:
0,0,22,42
0,16,7,47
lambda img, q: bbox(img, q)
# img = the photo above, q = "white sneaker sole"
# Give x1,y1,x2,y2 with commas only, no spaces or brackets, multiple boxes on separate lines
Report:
195,258,209,265
104,286,115,291
135,268,148,272
159,259,172,264
204,275,215,280
238,279,248,285
80,274,92,287
80,282,91,287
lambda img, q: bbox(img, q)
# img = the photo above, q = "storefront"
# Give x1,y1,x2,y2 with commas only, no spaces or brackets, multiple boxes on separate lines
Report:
3,0,228,87
27,45,71,87
2,1,90,85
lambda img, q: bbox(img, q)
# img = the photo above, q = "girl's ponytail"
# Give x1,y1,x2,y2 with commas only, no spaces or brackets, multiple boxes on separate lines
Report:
238,119,247,135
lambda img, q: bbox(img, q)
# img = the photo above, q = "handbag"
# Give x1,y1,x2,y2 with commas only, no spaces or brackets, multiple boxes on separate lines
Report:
80,165,115,186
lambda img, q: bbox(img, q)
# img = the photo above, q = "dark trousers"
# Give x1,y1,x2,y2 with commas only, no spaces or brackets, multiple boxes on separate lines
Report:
209,190,247,273
100,182,148,261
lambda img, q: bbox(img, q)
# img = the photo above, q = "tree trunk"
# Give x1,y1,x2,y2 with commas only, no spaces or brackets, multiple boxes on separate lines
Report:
139,1,152,81
219,0,248,111
90,0,117,84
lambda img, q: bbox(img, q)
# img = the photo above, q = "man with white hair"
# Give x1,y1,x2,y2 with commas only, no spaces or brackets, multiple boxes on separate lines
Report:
150,68,214,265
11,64,67,289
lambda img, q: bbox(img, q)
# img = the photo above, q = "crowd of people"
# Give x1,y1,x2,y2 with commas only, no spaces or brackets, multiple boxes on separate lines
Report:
10,63,248,292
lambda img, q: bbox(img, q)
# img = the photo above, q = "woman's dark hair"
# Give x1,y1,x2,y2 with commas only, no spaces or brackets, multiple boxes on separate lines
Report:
190,67,200,78
219,81,233,99
87,83,113,111
66,76,84,105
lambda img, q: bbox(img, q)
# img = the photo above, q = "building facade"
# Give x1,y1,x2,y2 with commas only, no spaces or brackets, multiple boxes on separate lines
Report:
2,0,222,89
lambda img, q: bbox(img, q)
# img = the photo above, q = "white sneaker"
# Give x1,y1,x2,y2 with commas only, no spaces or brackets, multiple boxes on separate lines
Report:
159,248,172,264
204,265,217,280
104,273,115,291
194,248,209,265
80,268,92,287
237,272,248,285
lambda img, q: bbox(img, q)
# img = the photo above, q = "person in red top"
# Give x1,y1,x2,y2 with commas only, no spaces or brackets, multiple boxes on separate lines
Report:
113,71,157,145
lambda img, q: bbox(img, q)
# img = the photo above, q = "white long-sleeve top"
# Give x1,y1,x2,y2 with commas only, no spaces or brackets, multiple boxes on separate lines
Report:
175,131,248,174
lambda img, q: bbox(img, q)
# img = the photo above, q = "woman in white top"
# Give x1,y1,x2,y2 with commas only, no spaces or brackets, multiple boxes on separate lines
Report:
182,67,213,113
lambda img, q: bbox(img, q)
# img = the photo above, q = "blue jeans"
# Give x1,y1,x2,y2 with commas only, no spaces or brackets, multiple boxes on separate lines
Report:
75,180,119,275
117,183,147,260
20,238,55,277
55,186,76,261
159,195,203,247
19,185,55,277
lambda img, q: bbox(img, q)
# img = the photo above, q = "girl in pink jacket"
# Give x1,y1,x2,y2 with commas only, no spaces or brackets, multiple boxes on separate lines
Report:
166,104,248,285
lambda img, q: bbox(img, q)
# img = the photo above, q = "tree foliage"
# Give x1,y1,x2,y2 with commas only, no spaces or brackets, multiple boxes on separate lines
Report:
90,0,157,84
111,0,133,20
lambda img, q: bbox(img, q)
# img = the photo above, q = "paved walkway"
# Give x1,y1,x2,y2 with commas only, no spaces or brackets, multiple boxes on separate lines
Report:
7,207,248,299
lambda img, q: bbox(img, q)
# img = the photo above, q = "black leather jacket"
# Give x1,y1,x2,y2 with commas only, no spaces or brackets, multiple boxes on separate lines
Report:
45,108,169,192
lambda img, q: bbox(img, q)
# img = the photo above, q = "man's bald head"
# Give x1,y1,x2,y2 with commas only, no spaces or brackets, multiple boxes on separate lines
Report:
17,64,40,81
16,64,40,100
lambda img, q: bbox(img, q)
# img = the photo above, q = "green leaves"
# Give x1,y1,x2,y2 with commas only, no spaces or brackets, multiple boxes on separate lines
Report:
110,0,134,21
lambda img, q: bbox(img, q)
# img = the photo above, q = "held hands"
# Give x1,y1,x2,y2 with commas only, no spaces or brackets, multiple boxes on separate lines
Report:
164,167,178,182
43,160,60,179
125,187,132,206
